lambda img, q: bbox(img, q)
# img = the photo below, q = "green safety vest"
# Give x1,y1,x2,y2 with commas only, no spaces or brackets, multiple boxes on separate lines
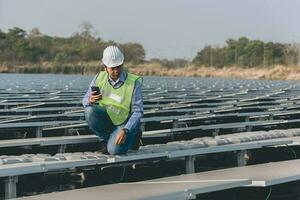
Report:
95,71,141,125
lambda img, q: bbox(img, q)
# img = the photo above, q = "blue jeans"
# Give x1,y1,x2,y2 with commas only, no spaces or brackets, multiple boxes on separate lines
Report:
84,105,139,155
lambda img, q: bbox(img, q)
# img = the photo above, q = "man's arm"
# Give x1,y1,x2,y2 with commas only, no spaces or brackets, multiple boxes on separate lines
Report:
82,75,98,107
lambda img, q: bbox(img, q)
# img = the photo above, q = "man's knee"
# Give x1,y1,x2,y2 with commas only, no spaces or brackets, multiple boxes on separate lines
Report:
84,106,106,122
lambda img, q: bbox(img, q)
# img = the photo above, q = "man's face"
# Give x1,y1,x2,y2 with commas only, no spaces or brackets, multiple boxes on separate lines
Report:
105,65,123,81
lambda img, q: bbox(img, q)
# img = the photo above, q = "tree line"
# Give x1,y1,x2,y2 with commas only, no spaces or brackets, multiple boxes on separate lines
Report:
192,37,299,68
0,26,299,73
0,25,145,65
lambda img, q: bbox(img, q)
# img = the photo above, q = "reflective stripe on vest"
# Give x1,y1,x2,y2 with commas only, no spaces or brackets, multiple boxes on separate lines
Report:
95,71,141,125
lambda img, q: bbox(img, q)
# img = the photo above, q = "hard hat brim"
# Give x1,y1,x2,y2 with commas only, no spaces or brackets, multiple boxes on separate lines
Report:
102,60,124,68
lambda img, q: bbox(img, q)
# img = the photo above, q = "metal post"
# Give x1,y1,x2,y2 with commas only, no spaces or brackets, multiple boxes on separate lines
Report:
185,156,195,174
245,116,250,122
173,120,179,129
212,129,219,137
237,150,247,167
58,144,67,153
64,128,70,135
36,126,42,138
5,176,18,199
171,120,179,141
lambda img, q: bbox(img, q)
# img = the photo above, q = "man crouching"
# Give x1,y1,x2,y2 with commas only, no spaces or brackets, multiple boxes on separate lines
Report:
82,46,143,155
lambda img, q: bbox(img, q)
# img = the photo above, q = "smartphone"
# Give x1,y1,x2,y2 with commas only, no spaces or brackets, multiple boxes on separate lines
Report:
91,86,101,95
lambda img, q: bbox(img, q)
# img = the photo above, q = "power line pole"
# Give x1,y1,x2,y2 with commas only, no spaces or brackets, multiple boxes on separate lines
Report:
263,42,266,67
235,46,238,66
210,46,213,67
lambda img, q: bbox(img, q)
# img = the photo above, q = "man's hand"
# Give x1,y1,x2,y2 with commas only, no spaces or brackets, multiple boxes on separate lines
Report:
89,91,102,104
115,129,127,145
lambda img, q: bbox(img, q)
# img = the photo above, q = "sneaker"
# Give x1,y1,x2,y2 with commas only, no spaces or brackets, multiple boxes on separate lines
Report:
131,129,143,150
97,141,109,155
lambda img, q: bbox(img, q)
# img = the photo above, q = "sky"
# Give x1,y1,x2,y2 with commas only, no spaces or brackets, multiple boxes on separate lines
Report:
0,0,300,60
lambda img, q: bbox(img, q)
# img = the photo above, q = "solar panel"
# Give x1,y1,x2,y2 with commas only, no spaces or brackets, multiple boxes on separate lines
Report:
1,74,300,199
18,177,250,200
18,159,300,200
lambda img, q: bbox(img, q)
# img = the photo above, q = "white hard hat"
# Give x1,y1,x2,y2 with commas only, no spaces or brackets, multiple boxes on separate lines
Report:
102,46,124,68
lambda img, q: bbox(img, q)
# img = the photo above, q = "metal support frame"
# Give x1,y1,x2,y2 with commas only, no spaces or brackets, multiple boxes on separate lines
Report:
36,126,42,138
246,126,252,132
171,120,179,141
237,150,247,167
64,128,70,135
172,120,188,140
245,116,250,122
173,120,179,129
212,129,220,137
58,144,67,153
4,176,18,199
185,155,196,174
